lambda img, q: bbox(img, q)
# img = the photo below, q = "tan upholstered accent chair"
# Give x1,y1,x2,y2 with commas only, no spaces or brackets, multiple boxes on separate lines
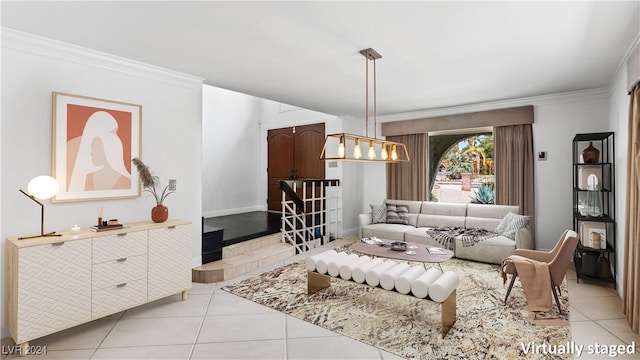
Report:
503,229,579,314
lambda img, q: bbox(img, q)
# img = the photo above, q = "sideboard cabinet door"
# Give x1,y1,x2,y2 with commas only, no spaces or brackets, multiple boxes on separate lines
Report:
148,225,192,300
17,239,92,343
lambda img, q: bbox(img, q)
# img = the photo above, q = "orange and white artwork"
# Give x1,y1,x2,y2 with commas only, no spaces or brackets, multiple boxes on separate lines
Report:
53,92,141,202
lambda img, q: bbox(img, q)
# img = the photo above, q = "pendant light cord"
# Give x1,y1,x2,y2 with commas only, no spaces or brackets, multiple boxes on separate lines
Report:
365,54,369,138
373,57,377,138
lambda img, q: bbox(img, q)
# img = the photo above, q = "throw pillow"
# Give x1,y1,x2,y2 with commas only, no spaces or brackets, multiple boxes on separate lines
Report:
495,212,515,235
496,212,530,240
370,203,386,224
502,213,530,239
386,204,409,225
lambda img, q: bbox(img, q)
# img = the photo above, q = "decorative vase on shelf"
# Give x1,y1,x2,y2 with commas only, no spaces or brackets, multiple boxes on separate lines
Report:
151,205,169,223
582,142,600,164
586,174,603,217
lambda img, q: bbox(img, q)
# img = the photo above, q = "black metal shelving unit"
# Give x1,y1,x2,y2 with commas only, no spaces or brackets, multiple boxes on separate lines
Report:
572,132,616,286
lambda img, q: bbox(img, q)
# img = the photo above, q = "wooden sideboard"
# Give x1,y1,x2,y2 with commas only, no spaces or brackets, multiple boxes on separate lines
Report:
5,219,192,356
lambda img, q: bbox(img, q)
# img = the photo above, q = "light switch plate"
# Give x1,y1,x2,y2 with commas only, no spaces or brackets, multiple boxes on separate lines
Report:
537,151,547,160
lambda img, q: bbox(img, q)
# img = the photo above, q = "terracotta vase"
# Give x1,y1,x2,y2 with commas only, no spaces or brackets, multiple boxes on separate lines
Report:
151,205,169,223
582,142,600,164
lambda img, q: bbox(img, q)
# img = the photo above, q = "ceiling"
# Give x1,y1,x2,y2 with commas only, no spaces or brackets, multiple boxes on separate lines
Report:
2,1,639,118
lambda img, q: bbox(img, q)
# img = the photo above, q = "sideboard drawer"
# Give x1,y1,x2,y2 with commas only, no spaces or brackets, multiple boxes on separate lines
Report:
92,278,147,318
92,231,147,264
92,254,147,291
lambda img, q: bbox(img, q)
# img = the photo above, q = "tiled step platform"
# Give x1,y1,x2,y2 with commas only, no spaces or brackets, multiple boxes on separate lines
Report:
192,232,295,283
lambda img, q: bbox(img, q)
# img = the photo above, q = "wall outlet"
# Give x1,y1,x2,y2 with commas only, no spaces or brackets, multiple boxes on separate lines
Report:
169,179,177,191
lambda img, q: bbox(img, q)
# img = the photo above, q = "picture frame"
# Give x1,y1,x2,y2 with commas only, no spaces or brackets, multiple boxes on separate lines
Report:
52,92,142,202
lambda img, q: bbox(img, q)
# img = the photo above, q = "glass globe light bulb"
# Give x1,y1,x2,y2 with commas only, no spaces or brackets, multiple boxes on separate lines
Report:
27,176,59,200
381,143,388,160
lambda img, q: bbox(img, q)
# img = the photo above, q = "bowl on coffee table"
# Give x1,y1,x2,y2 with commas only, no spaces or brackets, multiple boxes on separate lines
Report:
389,241,407,251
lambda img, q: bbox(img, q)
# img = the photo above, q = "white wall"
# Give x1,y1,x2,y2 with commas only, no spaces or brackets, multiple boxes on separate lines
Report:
532,93,610,250
609,54,631,293
1,29,203,338
361,121,386,212
201,85,263,217
340,116,366,235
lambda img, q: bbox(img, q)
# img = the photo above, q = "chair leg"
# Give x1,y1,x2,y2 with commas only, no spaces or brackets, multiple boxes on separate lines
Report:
504,274,517,304
552,285,562,314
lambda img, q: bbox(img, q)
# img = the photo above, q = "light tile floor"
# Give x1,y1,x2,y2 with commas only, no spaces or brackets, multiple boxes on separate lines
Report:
2,238,639,359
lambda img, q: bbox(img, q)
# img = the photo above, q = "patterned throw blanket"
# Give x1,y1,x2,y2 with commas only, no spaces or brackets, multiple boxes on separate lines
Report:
425,227,498,250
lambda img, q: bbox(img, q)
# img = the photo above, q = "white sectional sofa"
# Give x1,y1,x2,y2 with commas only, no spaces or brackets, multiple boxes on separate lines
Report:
359,200,533,264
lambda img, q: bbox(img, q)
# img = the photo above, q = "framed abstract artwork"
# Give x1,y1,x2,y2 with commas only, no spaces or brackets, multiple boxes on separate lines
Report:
52,92,142,202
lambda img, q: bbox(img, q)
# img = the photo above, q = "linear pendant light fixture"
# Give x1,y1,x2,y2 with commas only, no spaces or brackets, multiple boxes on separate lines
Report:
320,48,410,163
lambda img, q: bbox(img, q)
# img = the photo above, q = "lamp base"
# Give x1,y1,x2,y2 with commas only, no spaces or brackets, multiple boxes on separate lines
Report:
18,232,62,240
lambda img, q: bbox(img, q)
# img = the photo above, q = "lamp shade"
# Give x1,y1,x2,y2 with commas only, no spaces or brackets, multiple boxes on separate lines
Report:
27,176,59,200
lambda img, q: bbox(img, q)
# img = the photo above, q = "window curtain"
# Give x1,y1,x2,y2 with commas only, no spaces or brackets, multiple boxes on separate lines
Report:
386,133,428,200
494,124,535,243
624,85,640,333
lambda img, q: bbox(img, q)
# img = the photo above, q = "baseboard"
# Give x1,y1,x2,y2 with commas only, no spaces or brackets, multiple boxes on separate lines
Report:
342,227,358,238
202,205,266,218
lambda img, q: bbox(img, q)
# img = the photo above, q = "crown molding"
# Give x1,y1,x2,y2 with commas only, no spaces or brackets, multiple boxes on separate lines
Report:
1,27,204,89
377,88,610,123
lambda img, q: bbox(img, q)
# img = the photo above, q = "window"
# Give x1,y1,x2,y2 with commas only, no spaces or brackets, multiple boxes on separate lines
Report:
429,132,494,204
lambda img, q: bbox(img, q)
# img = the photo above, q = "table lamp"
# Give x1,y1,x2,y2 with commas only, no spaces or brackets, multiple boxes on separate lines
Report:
18,175,62,240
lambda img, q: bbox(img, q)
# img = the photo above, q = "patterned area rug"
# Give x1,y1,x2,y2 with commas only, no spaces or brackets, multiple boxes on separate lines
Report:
223,255,571,359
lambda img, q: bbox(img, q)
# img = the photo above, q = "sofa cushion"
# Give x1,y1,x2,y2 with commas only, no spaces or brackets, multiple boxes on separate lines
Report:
454,235,515,264
466,203,520,219
404,227,442,247
420,202,468,216
417,214,466,228
386,204,409,224
416,202,467,228
362,224,413,242
464,217,501,232
370,204,386,224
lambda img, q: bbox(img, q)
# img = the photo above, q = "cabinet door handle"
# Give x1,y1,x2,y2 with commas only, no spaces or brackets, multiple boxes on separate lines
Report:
116,283,127,288
117,233,127,237
116,258,127,262
51,242,64,246
167,226,176,229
